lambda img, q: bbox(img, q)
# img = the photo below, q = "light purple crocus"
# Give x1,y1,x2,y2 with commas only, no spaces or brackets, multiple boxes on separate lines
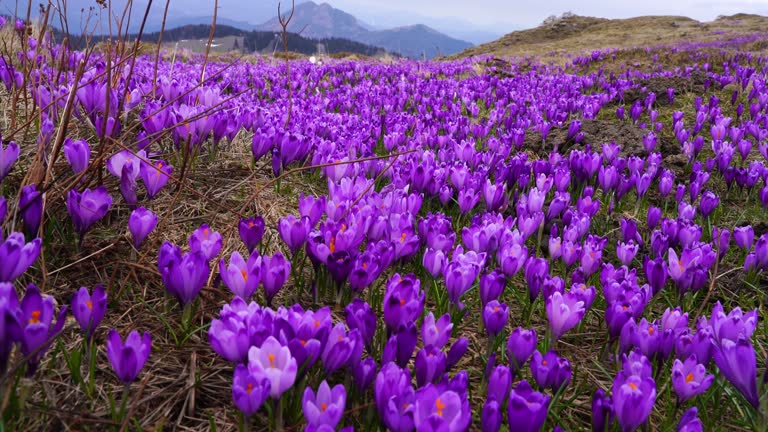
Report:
71,285,107,339
0,233,42,282
220,251,261,300
128,207,158,249
248,336,298,399
188,224,222,261
546,291,585,340
106,328,152,384
66,186,113,237
302,380,346,428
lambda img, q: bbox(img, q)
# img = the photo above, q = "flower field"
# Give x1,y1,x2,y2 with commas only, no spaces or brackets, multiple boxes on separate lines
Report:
1,13,768,432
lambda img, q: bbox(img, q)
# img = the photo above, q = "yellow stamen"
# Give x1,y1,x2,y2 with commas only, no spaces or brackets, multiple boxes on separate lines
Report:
435,398,446,417
321,403,328,411
241,270,248,281
86,300,93,310
29,310,41,324
629,382,638,390
686,373,694,383
246,383,253,394
268,353,275,367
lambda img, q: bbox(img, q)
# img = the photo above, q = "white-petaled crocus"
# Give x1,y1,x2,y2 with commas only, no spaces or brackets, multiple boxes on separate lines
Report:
106,328,152,384
71,285,107,340
128,207,158,249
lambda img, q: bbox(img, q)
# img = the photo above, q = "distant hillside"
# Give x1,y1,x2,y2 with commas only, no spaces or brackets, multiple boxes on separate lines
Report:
455,13,768,59
57,24,389,57
256,1,473,59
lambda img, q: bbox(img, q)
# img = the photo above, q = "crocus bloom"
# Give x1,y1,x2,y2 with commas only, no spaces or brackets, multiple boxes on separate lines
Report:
592,389,614,432
322,323,361,375
13,285,67,375
414,345,447,387
140,159,172,199
106,329,152,383
279,214,311,254
0,233,42,282
421,312,453,349
546,291,585,340
232,364,270,417
480,269,506,305
248,336,297,399
483,300,508,338
0,138,19,182
413,384,471,432
157,242,210,305
698,191,719,218
671,356,714,403
106,150,143,180
374,362,415,432
531,350,572,391
712,336,759,407
19,185,42,237
220,251,261,300
345,298,377,348
66,186,113,236
303,380,346,428
208,305,251,363
446,337,469,371
482,399,502,432
239,217,265,253
63,137,90,174
709,301,757,344
352,357,377,392
733,226,754,250
128,207,158,249
71,285,107,339
612,373,656,432
677,407,704,432
507,380,550,432
261,252,291,306
383,274,425,331
487,365,512,402
188,224,222,261
507,327,537,373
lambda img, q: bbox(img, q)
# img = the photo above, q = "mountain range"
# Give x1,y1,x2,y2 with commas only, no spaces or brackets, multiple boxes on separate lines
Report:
255,2,473,58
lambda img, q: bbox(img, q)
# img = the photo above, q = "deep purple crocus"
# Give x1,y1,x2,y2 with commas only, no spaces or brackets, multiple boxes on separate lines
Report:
482,399,502,432
383,274,425,331
414,345,447,387
232,363,270,417
677,407,704,432
507,327,537,373
487,364,512,402
671,355,714,403
106,328,152,384
483,300,508,338
612,372,656,432
63,137,91,174
279,214,311,254
303,380,346,428
157,242,210,306
71,285,107,339
128,207,158,249
507,380,550,432
239,217,265,253
374,362,415,432
712,336,759,407
19,185,42,237
345,298,377,348
592,388,614,432
13,285,67,375
0,233,42,282
531,350,572,391
422,312,453,349
66,186,113,237
261,252,291,306
734,226,754,250
480,269,506,305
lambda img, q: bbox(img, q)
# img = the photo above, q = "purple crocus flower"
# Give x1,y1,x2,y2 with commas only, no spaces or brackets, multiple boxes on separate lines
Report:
413,383,471,432
208,303,251,363
643,256,668,295
524,258,549,302
157,242,209,306
71,285,107,339
248,336,298,399
261,252,291,306
616,241,639,266
128,207,158,249
12,285,67,375
482,399,502,432
480,269,506,305
106,329,152,384
353,357,377,392
0,196,6,226
592,389,614,432
303,380,346,428
279,214,311,254
483,300,508,338
383,323,418,369
106,150,143,180
0,138,20,182
733,226,754,250
66,186,113,236
239,217,265,253
414,345,447,387
383,274,425,331
19,185,42,237
507,380,550,432
220,251,261,300
423,248,447,278
612,372,656,432
709,301,757,343
487,364,512,402
63,137,90,174
698,191,719,218
497,243,528,277
530,350,572,391
0,233,42,282
140,159,172,199
712,336,759,407
546,291,585,340
671,355,714,403
677,407,704,432
506,327,537,373
188,224,222,261
0,283,19,373
446,337,469,371
232,364,270,417
119,165,138,209
322,323,361,375
341,297,374,346
374,362,415,432
422,312,453,349
298,193,326,227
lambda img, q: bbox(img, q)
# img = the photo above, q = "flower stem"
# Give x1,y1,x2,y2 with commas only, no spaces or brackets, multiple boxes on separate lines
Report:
274,398,283,432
